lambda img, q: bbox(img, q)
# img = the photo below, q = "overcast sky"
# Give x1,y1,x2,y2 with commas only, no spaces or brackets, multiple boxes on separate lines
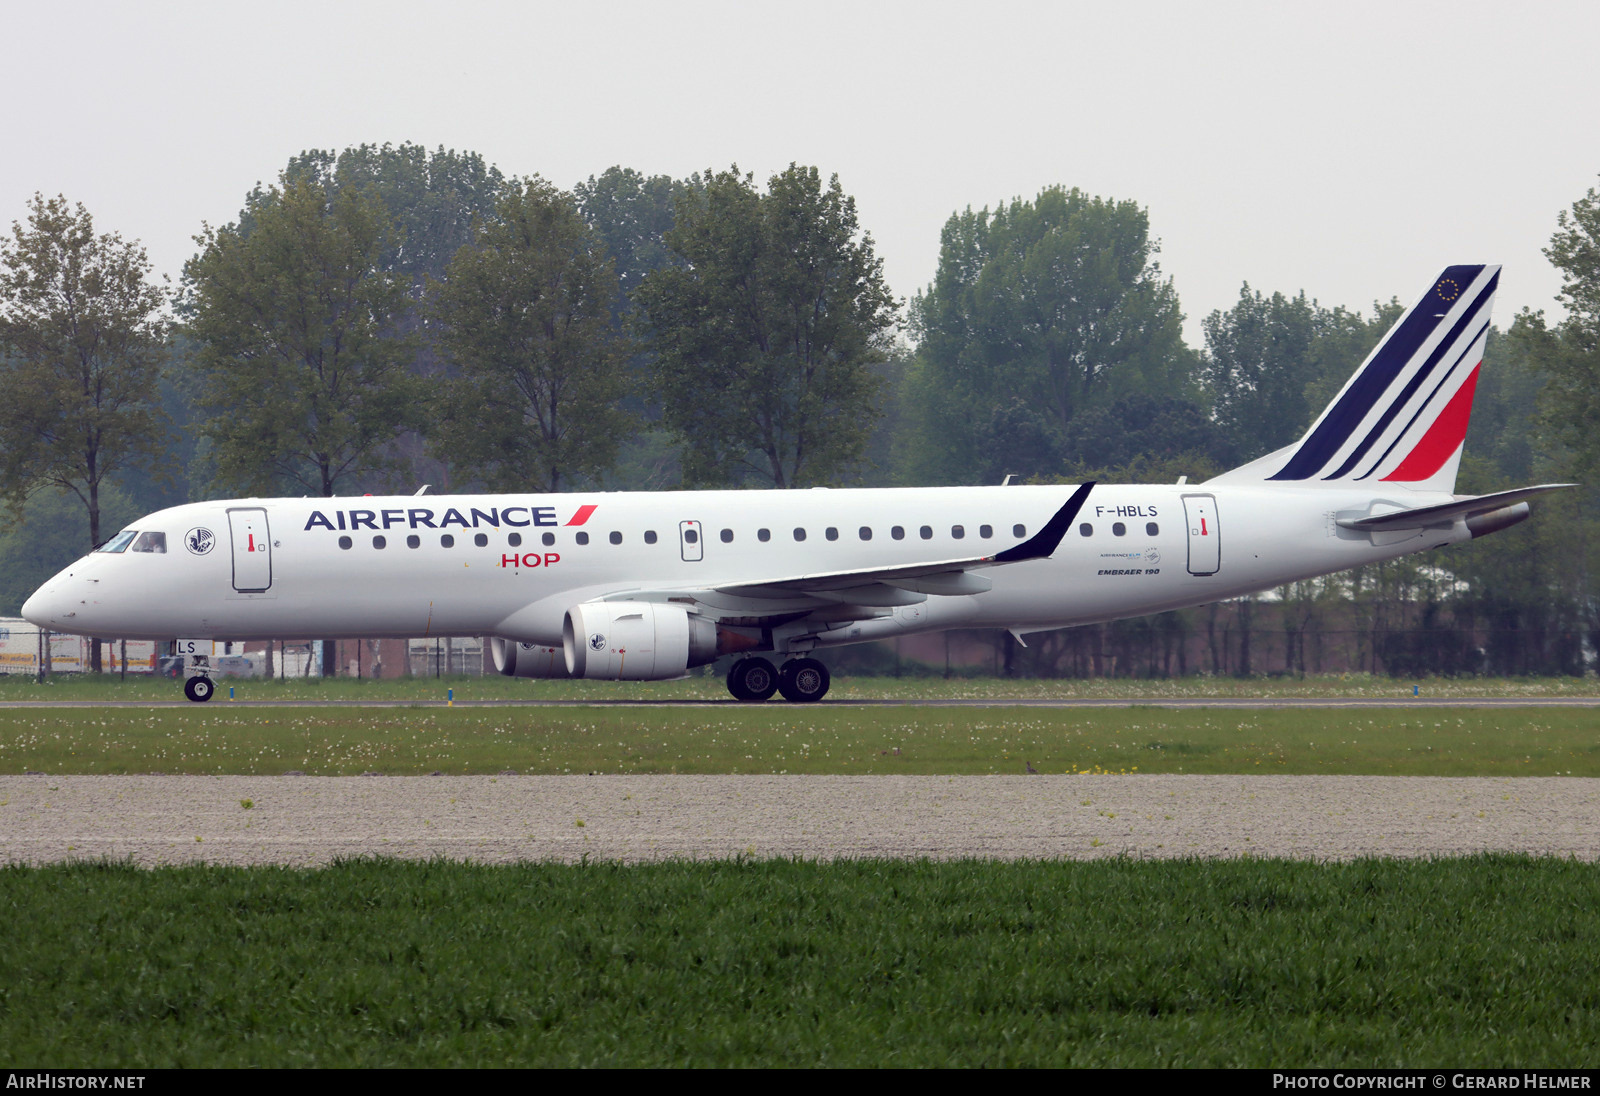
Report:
4,0,1596,344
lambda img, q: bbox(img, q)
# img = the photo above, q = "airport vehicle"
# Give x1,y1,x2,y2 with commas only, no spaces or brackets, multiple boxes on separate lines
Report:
21,264,1570,702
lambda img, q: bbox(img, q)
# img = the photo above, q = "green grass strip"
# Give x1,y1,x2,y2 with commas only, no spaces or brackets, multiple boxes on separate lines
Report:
1,671,1598,704
2,705,1598,776
1,856,1596,1067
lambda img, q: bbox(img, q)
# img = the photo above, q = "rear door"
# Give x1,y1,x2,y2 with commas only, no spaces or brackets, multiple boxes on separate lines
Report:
1182,494,1220,576
228,508,272,592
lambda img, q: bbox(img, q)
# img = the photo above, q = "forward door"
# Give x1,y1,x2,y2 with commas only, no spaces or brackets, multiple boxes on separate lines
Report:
228,507,272,592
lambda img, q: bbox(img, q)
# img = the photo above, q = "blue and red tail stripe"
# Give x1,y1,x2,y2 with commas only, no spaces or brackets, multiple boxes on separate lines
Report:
1380,364,1480,482
1267,264,1490,482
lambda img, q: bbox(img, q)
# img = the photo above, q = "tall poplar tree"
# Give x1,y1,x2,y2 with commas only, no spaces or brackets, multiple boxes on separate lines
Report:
428,178,631,492
1523,177,1600,480
637,165,899,488
183,175,424,496
900,187,1190,485
0,193,170,672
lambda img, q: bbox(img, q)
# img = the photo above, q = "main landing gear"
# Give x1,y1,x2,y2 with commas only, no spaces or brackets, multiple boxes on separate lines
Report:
725,656,830,703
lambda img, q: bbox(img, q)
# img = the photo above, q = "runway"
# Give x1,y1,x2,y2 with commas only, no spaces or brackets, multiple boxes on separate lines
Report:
2,696,1600,709
3,773,1597,866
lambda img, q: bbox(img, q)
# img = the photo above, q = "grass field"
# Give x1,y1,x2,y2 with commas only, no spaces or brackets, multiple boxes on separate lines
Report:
3,670,1599,704
3,855,1597,1067
6,674,1597,1067
1,703,1597,776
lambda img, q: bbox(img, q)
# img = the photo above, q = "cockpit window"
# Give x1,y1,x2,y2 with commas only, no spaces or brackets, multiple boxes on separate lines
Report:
131,531,166,554
97,530,138,553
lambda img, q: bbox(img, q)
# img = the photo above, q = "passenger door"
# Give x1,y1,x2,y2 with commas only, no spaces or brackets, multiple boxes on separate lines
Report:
228,507,272,592
1182,494,1220,576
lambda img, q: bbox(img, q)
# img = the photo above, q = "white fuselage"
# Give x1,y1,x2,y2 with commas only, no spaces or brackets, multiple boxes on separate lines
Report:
21,483,1466,650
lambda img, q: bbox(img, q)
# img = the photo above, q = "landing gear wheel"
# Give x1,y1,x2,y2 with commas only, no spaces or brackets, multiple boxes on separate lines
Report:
777,657,830,703
727,657,779,702
184,675,215,703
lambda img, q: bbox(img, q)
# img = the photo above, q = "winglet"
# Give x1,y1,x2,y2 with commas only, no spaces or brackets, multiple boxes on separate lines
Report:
992,482,1094,563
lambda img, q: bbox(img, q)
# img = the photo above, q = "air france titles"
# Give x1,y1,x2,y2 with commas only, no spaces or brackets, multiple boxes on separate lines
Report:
302,502,597,571
303,503,595,533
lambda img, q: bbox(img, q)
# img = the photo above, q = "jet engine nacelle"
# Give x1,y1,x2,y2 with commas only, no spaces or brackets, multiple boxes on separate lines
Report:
490,637,571,678
563,601,717,680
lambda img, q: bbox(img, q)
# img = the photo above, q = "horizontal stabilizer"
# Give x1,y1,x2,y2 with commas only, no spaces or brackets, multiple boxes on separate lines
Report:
1335,484,1577,531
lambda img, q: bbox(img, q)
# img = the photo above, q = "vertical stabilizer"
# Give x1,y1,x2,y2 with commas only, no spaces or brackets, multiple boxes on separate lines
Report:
1209,264,1498,493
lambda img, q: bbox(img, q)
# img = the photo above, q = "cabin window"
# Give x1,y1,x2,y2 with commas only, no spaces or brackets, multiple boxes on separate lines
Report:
543,532,556,546
794,528,807,542
979,525,993,539
891,526,905,540
1112,522,1126,537
825,527,839,541
441,534,455,548
859,527,872,540
951,525,965,539
131,531,166,553
97,530,138,553
643,530,657,545
1146,522,1159,536
508,532,522,548
576,532,590,545
474,533,488,548
1079,523,1093,537
373,535,387,549
919,526,933,540
758,528,771,542
339,536,353,550
1014,524,1026,537
721,528,734,543
610,531,623,545
684,528,698,544
406,534,420,549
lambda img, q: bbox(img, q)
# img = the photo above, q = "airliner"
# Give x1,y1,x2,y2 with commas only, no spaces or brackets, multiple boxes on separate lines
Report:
21,264,1571,702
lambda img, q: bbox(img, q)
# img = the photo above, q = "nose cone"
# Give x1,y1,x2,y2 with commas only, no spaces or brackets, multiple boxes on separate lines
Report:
22,578,72,630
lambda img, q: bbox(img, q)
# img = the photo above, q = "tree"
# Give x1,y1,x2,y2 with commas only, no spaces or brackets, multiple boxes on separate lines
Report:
574,167,686,310
0,194,170,671
1199,287,1411,465
636,165,899,488
1060,392,1230,470
901,187,1193,485
1199,285,1320,459
428,178,631,492
572,167,701,489
1524,177,1600,481
183,174,424,497
274,143,512,309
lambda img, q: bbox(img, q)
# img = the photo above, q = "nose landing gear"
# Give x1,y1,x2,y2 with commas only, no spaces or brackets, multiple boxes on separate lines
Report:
181,651,216,702
725,656,830,703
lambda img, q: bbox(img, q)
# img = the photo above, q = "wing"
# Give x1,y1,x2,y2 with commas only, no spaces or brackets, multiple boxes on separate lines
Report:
604,482,1095,620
